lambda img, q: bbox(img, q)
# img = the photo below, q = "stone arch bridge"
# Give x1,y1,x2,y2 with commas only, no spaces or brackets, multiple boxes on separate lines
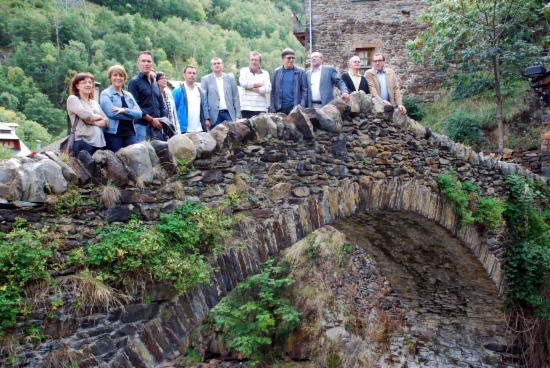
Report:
0,93,541,366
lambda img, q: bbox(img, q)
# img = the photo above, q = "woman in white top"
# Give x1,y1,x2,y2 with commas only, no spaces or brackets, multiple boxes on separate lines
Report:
66,73,108,157
156,71,179,139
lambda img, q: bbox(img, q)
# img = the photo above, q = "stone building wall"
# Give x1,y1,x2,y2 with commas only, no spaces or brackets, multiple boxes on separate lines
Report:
304,0,445,101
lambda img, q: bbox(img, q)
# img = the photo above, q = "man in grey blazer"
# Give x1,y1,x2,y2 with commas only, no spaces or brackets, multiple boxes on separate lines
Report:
304,52,350,108
201,57,241,128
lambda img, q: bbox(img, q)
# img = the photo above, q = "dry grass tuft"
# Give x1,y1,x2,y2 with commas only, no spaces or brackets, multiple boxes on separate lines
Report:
57,152,71,164
57,269,131,315
369,307,403,343
39,344,95,368
171,180,185,199
100,183,121,209
0,335,18,361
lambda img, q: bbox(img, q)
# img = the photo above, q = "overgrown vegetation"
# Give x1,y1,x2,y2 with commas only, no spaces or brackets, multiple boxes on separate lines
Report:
421,74,531,151
0,218,60,335
437,169,505,228
206,259,301,365
72,201,233,292
402,96,426,122
0,201,233,336
502,175,550,366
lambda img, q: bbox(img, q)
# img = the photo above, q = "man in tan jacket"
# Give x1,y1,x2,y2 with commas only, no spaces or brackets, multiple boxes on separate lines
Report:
365,53,407,115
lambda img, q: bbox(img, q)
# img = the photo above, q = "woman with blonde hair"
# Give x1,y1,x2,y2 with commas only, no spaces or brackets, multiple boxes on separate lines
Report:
67,73,108,157
100,65,142,152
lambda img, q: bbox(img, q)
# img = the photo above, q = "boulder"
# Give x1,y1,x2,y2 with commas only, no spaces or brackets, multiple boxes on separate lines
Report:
320,104,344,131
268,114,303,142
151,140,177,176
371,96,386,118
227,121,253,152
348,92,362,113
287,106,314,139
303,108,341,133
0,159,24,201
116,142,156,184
187,132,217,158
167,134,197,164
92,150,129,187
21,161,46,202
355,91,372,114
45,152,78,185
41,160,67,194
68,157,92,185
226,173,248,195
249,114,278,139
327,98,351,121
77,150,103,184
209,123,230,150
146,142,167,182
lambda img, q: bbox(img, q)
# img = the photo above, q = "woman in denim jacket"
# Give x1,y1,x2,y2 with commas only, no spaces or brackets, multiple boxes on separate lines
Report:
100,65,143,152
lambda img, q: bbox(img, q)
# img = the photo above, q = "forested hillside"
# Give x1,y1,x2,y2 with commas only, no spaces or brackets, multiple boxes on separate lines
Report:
0,0,304,149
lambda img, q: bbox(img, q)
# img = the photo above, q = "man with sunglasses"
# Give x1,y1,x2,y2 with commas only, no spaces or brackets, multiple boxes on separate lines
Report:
365,53,407,115
270,48,307,115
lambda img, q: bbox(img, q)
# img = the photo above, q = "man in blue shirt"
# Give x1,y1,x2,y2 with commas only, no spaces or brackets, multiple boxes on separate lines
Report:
270,48,307,115
128,51,168,142
172,66,210,133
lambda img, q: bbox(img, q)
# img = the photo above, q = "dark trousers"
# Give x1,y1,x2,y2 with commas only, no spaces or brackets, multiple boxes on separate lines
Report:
213,110,233,128
277,104,294,115
242,110,264,119
104,133,139,153
74,139,100,157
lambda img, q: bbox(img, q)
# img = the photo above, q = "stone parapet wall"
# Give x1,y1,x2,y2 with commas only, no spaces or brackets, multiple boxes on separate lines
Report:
0,93,541,366
305,0,445,101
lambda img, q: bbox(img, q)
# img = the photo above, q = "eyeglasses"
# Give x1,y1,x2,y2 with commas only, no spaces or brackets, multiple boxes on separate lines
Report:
157,76,167,80
352,60,361,63
78,80,94,85
373,60,384,63
285,56,295,60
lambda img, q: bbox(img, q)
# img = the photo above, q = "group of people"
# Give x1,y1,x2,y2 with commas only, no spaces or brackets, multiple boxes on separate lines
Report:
67,49,406,157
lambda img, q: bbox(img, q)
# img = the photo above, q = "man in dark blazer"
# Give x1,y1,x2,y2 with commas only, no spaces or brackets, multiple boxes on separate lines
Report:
341,56,370,95
304,52,350,108
200,57,241,129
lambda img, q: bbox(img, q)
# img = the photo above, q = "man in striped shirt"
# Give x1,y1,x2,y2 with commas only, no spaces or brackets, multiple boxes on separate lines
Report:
239,51,271,119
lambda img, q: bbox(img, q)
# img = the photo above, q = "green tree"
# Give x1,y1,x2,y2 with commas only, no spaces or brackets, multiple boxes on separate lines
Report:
22,93,66,136
407,0,545,150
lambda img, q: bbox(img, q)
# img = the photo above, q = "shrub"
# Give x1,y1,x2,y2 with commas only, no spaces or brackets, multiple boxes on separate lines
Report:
442,110,485,149
207,259,301,365
503,175,550,314
402,96,426,121
78,201,233,293
0,220,59,334
437,169,504,228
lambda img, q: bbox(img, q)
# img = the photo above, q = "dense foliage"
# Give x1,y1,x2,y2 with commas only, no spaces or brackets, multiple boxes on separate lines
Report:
0,201,233,335
437,169,505,228
0,0,303,144
0,219,59,334
503,175,550,315
207,259,301,364
407,0,547,149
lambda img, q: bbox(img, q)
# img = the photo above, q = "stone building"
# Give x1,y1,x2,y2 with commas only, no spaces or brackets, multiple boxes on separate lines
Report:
296,0,446,101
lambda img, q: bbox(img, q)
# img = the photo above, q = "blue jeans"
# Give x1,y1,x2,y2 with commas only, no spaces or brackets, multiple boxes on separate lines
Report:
104,133,139,153
134,123,149,142
74,139,99,157
213,110,233,128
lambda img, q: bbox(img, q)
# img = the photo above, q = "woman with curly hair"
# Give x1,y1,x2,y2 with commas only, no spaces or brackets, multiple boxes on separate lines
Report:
67,72,109,157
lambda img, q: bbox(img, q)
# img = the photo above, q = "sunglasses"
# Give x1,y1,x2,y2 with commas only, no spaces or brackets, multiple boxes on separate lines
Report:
285,56,296,60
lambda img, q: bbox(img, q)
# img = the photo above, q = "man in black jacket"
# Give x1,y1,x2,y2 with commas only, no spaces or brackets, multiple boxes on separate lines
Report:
340,56,370,95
